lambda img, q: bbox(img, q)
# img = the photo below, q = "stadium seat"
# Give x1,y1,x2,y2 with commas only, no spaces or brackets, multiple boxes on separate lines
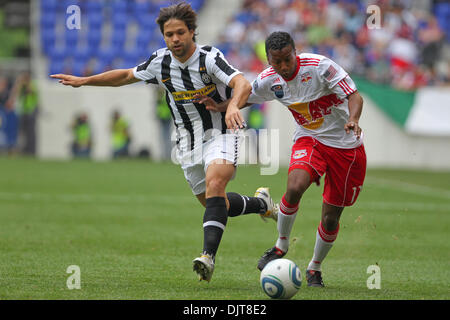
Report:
87,12,104,32
41,27,56,54
48,59,65,75
85,0,105,13
65,29,80,50
136,30,154,49
97,46,118,66
40,0,58,12
87,30,102,50
111,13,128,31
111,28,127,50
48,47,67,62
40,12,57,29
121,47,142,66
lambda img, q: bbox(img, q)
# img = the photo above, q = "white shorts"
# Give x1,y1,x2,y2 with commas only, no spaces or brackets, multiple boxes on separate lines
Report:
176,133,243,195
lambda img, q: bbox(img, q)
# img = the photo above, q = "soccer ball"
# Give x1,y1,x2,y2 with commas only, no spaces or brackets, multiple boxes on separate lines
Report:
260,258,302,299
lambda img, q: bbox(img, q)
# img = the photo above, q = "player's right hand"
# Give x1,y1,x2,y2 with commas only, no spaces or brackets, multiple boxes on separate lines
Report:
225,104,246,131
50,74,85,88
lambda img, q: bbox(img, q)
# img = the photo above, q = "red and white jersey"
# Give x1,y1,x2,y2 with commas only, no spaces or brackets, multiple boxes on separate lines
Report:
248,53,362,149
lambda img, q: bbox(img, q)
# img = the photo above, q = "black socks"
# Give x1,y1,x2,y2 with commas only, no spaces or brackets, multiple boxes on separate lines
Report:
226,192,267,217
202,197,228,259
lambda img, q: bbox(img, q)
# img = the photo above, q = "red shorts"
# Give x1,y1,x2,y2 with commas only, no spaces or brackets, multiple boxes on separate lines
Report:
289,137,366,207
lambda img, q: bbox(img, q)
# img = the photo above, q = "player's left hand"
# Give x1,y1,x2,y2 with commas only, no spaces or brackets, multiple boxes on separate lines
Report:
193,94,226,112
344,120,361,139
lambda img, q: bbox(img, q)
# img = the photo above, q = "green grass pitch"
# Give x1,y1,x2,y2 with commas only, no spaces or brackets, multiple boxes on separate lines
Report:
0,158,448,300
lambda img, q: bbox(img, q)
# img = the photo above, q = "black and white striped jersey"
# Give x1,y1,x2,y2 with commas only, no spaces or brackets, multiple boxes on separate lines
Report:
133,44,241,152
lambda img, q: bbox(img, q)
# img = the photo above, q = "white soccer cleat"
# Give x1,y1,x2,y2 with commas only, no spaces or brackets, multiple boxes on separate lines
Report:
254,187,278,222
192,254,215,282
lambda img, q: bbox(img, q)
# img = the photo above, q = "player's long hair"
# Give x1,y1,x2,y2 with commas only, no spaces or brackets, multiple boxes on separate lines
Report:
156,2,198,42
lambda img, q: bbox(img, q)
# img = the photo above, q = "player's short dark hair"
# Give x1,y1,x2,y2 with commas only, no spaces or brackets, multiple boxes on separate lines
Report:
156,1,198,42
265,31,295,54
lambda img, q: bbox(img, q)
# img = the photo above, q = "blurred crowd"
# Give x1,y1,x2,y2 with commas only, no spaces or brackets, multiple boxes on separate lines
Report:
216,0,450,90
0,73,38,155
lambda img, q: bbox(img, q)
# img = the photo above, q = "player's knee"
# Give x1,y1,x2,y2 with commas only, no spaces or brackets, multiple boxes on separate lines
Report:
322,214,339,231
286,174,310,200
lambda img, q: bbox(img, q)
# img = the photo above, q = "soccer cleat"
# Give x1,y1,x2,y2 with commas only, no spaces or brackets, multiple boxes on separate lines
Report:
306,270,324,287
254,187,278,222
257,246,286,271
192,254,215,282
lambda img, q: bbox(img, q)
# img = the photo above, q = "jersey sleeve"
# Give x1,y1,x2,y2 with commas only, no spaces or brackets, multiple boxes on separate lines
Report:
319,57,357,99
132,52,158,83
247,75,274,105
206,49,242,86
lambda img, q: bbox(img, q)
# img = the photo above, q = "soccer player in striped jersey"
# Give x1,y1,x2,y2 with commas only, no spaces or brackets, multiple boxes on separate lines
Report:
198,31,367,287
51,2,278,283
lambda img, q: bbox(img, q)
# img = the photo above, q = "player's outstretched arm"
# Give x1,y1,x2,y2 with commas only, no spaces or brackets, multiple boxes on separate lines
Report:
50,68,140,88
225,74,252,130
344,91,363,139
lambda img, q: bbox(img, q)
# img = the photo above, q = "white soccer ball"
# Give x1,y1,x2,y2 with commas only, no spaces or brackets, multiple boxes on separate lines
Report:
260,258,302,299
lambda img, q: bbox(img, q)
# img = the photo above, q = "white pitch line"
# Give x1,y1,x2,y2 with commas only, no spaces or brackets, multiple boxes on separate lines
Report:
365,176,450,200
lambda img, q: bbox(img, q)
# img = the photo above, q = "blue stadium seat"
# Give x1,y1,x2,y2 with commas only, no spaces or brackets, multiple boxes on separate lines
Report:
85,0,105,13
40,12,57,29
49,59,65,75
87,12,104,31
136,30,154,48
65,29,80,49
190,0,205,11
87,30,102,50
71,60,89,77
41,0,58,12
122,47,142,65
97,46,118,66
132,0,152,16
41,27,56,54
48,47,67,62
111,13,128,31
73,47,93,64
111,28,127,50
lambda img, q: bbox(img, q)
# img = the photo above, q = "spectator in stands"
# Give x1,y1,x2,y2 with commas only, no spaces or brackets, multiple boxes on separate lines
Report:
111,110,131,158
8,72,39,155
0,76,18,154
71,112,92,158
217,0,449,90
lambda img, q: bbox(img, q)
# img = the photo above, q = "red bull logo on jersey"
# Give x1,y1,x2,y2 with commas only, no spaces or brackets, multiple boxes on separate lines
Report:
300,72,313,86
288,94,344,130
293,149,307,159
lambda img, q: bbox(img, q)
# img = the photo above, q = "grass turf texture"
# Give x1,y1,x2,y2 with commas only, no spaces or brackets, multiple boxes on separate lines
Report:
0,158,449,300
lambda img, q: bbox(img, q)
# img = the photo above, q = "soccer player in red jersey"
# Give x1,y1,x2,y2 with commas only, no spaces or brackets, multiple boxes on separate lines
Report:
197,31,366,287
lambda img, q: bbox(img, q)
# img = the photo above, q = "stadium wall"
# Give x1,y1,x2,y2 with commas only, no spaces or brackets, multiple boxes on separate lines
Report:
37,83,160,160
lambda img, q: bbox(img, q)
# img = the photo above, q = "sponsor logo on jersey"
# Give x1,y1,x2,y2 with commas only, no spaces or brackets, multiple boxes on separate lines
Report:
300,72,313,86
271,84,284,98
172,84,217,104
293,149,307,159
288,94,344,130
